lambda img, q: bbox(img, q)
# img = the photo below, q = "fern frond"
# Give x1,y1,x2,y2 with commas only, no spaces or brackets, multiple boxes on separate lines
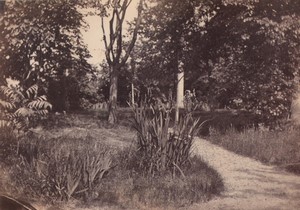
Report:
0,120,11,128
0,99,15,110
14,120,27,130
0,86,25,101
6,113,17,120
15,107,34,117
25,84,38,98
34,95,47,101
0,86,16,99
34,109,49,116
27,100,52,110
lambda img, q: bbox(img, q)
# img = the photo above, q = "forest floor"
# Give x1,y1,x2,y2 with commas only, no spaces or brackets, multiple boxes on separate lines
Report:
185,138,300,210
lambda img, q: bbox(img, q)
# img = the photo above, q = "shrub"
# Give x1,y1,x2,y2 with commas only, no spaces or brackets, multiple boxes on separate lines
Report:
0,84,52,133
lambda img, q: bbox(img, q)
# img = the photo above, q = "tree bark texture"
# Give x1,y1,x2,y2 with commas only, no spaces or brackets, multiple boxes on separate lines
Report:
108,69,118,124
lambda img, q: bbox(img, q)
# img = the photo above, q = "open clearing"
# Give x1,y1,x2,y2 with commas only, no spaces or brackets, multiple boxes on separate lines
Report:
187,138,300,210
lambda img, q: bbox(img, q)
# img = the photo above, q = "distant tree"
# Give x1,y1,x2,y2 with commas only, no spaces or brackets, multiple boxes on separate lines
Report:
133,0,217,99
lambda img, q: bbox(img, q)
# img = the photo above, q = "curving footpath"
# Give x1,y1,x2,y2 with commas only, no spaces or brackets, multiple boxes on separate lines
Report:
187,138,300,210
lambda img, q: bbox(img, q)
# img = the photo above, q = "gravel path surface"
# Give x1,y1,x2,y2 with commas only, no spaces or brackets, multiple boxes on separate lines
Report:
187,138,300,210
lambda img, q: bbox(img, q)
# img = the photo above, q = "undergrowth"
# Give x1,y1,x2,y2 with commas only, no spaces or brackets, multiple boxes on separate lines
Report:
0,111,224,209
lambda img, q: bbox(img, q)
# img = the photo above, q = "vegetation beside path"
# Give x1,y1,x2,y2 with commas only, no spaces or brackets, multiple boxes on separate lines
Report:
207,125,300,174
0,111,224,209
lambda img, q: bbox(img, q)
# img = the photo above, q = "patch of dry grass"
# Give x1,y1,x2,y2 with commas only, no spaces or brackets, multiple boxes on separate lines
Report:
208,126,300,165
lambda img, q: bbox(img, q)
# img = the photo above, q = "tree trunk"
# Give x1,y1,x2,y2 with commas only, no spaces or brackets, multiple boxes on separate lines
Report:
108,69,118,124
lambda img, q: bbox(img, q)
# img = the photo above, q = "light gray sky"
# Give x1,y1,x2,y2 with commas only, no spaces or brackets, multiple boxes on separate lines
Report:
81,0,139,66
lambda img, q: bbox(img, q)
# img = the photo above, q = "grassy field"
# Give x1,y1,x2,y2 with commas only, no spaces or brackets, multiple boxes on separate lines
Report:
207,125,300,174
0,110,224,209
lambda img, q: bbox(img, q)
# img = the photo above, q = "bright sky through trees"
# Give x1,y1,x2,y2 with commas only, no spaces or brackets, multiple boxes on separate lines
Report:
81,0,139,66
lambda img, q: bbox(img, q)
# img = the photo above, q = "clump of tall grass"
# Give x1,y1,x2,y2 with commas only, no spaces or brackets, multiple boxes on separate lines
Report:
8,135,114,202
208,125,300,165
131,98,204,176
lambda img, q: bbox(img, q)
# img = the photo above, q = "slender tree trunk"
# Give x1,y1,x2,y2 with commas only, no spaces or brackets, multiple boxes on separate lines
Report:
108,68,118,124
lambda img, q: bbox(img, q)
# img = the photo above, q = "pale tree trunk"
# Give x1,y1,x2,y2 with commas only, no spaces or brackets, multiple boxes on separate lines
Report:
108,68,118,124
175,54,185,123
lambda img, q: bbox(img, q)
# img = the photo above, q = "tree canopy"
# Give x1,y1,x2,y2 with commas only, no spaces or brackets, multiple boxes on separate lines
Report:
0,0,95,111
133,0,300,123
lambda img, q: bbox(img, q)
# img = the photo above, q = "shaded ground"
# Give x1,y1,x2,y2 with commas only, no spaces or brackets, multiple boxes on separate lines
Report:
187,138,300,210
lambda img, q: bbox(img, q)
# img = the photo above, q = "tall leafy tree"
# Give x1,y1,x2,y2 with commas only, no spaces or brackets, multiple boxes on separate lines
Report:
136,0,300,123
195,0,300,122
0,0,93,111
133,0,217,98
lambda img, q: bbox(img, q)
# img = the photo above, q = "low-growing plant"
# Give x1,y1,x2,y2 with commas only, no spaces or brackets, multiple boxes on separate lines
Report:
9,135,114,202
2,113,224,209
131,98,204,176
98,149,224,208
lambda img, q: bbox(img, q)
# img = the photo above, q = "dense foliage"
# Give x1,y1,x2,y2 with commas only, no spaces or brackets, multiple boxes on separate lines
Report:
0,0,95,111
0,84,52,133
133,0,300,124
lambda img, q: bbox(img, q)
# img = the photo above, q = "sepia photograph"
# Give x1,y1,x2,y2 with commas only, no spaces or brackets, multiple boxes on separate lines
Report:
0,0,300,209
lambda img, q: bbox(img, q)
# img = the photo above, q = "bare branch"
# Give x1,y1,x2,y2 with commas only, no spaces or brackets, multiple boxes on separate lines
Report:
125,0,132,8
101,17,112,65
121,0,144,66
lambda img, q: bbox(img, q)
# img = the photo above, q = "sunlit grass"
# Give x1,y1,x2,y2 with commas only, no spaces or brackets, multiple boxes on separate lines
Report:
208,126,300,165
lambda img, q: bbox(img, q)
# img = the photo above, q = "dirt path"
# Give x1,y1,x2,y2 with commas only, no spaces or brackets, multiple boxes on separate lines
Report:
187,138,300,210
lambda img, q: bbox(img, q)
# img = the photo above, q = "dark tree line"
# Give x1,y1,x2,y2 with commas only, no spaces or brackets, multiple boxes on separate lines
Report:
0,0,100,112
132,0,300,123
1,0,300,124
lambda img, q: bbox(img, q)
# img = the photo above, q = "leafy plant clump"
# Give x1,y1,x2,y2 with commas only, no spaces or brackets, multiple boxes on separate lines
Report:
0,84,52,133
9,135,114,202
132,101,203,176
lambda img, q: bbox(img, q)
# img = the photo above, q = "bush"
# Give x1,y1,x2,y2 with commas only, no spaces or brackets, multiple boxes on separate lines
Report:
0,84,52,133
